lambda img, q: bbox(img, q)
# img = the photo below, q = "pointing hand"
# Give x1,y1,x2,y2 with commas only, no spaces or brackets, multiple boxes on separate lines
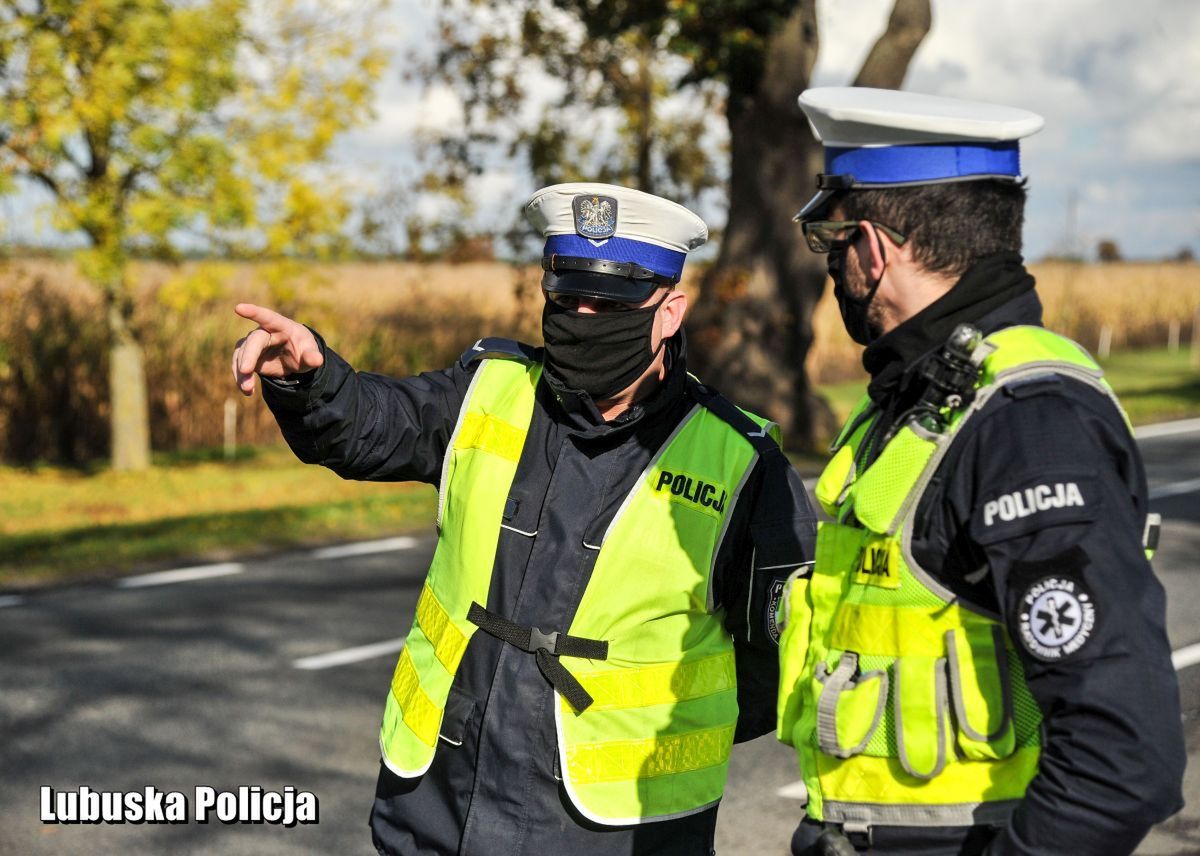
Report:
231,303,324,396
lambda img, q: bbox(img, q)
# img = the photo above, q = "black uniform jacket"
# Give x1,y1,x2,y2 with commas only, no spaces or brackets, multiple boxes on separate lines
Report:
813,254,1184,856
262,332,817,856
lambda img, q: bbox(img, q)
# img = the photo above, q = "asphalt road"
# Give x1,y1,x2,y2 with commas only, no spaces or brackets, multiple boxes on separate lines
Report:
2,422,1199,855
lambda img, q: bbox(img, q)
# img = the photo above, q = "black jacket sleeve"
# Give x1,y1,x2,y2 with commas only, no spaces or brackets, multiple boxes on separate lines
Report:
714,449,818,742
260,329,476,484
946,382,1185,855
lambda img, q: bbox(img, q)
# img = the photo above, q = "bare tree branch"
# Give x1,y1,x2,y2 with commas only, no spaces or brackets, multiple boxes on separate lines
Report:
852,0,932,89
0,132,63,198
28,168,60,197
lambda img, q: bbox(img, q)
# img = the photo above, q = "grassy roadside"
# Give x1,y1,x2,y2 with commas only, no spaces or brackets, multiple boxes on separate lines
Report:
3,348,1196,588
0,446,436,588
1097,348,1200,425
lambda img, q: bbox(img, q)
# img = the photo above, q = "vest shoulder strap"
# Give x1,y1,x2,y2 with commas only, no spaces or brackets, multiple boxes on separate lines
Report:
459,337,540,368
975,324,1129,429
979,325,1102,380
685,377,783,458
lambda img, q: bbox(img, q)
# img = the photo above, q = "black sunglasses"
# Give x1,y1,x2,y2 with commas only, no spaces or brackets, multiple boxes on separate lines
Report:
801,219,907,254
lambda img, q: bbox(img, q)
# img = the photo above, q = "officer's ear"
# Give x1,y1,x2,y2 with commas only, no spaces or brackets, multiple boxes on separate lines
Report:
858,220,890,282
658,289,688,339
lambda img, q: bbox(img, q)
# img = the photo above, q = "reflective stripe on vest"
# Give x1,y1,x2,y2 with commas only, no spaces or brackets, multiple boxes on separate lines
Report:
778,326,1122,827
379,357,772,824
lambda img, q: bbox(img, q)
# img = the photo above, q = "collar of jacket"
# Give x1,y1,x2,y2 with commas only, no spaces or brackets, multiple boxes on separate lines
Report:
862,252,1040,405
543,331,689,438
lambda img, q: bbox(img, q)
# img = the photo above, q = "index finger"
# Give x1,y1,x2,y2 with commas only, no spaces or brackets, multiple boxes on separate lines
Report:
235,303,292,334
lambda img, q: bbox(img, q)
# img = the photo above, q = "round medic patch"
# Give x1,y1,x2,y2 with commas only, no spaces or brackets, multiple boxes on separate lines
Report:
1017,576,1096,660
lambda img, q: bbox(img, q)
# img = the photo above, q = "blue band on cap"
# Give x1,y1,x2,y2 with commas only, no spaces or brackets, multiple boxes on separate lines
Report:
543,235,686,280
825,141,1020,184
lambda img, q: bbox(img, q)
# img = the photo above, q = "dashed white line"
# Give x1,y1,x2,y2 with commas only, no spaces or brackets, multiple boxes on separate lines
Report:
308,537,417,560
117,562,244,588
0,595,25,608
293,637,406,670
1150,477,1200,500
1172,643,1200,672
1135,418,1200,440
776,780,808,801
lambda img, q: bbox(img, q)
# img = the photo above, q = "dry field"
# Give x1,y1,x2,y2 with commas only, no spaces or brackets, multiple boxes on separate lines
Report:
3,257,1199,462
807,260,1200,383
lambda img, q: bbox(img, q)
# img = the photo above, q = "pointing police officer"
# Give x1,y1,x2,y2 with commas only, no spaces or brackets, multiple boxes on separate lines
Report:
777,89,1184,855
232,183,817,855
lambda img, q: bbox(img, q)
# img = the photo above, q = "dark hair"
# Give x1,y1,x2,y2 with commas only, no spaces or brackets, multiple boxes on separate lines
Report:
833,179,1027,277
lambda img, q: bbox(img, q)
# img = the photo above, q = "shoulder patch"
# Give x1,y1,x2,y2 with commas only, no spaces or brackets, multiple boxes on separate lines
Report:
459,338,539,368
1016,575,1097,661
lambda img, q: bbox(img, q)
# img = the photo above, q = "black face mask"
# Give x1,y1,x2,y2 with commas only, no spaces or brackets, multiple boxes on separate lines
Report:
829,232,886,346
541,296,667,399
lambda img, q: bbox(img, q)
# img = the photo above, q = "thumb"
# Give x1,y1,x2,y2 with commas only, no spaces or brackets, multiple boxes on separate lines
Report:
299,342,325,371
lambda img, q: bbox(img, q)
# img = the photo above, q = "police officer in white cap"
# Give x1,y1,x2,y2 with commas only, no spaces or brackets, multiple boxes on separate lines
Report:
231,182,816,854
776,88,1184,855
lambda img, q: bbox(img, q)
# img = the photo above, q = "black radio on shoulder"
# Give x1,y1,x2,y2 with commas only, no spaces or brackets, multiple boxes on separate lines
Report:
909,323,984,435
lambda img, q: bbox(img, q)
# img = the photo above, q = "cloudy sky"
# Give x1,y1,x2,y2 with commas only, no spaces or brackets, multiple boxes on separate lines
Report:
10,0,1199,261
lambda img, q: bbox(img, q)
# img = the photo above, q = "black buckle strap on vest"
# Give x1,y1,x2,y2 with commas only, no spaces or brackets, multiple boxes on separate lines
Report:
466,602,608,714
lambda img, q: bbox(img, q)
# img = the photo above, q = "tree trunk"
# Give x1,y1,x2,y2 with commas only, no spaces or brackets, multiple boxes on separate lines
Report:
107,295,151,471
636,43,654,194
686,2,831,446
686,0,931,449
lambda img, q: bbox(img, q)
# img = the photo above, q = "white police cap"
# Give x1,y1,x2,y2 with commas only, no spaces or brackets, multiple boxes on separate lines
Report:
794,87,1045,221
525,182,707,303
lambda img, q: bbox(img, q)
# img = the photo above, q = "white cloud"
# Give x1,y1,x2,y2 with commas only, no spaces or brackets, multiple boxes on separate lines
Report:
371,84,463,142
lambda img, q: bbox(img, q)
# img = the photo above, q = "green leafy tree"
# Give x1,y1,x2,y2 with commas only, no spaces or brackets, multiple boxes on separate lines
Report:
0,0,387,469
419,0,930,445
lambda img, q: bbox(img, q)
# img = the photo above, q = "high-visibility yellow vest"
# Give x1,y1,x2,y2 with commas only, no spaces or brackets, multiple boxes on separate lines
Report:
379,356,776,824
777,325,1136,828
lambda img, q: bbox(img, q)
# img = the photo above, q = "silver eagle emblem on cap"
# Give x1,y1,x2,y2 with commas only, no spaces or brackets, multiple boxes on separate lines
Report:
573,194,618,239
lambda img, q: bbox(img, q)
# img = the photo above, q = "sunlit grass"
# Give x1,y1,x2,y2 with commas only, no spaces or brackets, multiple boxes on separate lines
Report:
0,447,436,586
1098,348,1200,425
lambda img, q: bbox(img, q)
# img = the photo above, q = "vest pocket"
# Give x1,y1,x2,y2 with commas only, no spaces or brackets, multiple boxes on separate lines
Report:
814,652,888,758
945,626,1016,761
893,655,949,779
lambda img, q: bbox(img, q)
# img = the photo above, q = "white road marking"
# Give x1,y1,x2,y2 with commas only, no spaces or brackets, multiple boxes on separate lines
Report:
1172,643,1200,672
1135,418,1200,440
308,536,417,560
777,780,808,800
293,637,406,670
117,562,244,588
0,595,24,608
1150,477,1200,500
